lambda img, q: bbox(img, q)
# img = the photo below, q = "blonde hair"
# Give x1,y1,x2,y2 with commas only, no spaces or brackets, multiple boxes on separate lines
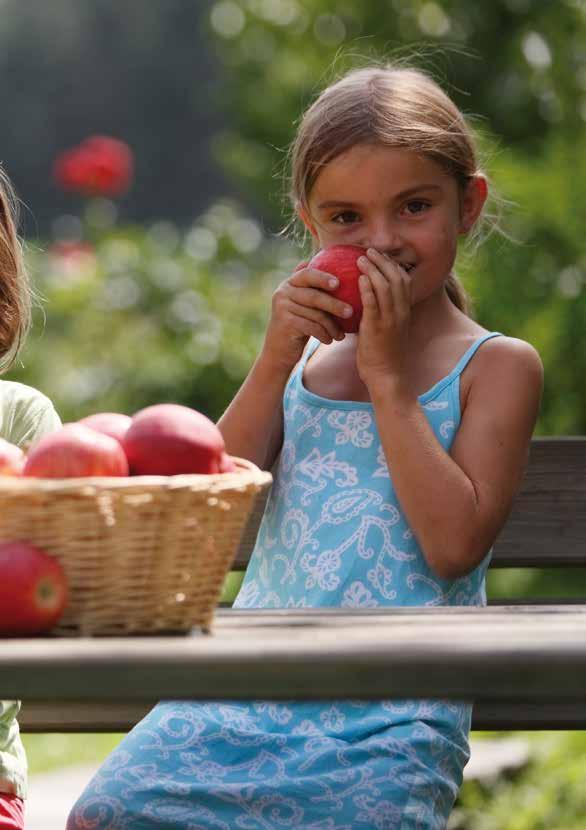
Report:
289,64,490,316
0,166,31,371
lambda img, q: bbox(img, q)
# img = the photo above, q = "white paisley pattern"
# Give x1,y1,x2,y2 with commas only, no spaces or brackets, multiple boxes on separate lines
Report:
67,333,501,830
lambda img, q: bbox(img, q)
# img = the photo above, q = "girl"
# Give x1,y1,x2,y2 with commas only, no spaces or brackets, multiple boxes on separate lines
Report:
67,64,543,829
0,168,62,828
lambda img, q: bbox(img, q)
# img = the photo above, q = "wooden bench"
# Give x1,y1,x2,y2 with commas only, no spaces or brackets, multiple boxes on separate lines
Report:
12,436,586,733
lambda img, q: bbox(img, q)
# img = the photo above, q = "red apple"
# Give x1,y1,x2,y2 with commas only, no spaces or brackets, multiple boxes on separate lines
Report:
123,403,225,475
78,412,132,446
0,438,25,476
22,423,129,478
0,541,68,635
308,244,367,333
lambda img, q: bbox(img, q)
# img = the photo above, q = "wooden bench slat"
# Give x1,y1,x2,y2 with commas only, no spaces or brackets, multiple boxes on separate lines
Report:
19,701,151,733
487,597,586,605
233,438,586,570
492,438,586,566
19,700,586,734
4,608,586,703
472,702,586,732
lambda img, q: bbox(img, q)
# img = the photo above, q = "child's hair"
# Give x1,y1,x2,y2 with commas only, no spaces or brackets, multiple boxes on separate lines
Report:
0,165,31,371
289,64,492,316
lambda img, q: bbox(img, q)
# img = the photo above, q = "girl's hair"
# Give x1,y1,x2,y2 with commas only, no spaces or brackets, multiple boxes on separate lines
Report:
289,64,490,316
0,165,31,371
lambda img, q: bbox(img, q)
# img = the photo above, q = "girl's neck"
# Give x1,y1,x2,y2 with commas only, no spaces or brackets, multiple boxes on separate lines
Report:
407,284,471,350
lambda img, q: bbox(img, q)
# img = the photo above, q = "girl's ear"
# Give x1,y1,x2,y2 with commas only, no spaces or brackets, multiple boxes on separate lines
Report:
297,204,319,239
459,175,488,235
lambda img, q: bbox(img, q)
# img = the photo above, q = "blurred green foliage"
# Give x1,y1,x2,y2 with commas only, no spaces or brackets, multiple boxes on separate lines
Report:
207,0,586,220
11,0,586,434
451,732,586,829
14,200,298,424
21,732,123,776
205,0,586,433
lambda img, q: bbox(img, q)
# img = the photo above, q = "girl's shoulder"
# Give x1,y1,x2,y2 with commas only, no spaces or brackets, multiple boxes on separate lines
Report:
0,379,55,411
461,333,544,418
0,380,62,447
469,333,543,379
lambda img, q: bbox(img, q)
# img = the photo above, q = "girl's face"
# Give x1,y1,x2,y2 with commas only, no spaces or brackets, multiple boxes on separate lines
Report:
300,144,487,306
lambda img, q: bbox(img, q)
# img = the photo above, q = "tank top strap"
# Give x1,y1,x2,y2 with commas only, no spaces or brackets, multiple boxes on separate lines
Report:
287,337,321,394
296,337,320,374
451,331,504,378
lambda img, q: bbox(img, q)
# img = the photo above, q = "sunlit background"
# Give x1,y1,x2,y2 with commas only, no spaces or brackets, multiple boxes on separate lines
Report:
1,1,585,826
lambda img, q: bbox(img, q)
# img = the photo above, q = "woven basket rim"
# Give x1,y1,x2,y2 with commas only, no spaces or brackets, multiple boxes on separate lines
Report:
0,455,272,494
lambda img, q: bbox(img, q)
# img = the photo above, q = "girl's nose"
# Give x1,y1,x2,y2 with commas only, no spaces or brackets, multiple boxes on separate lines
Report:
362,222,403,256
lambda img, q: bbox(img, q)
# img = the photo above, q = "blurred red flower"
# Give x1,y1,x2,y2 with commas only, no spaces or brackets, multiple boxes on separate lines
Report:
49,241,95,260
53,136,133,197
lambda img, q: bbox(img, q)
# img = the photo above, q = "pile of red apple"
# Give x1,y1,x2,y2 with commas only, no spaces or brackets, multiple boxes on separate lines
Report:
0,402,236,479
0,404,236,636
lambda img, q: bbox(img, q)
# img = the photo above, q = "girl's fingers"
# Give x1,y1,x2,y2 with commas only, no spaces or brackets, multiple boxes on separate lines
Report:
380,255,411,313
286,300,345,341
290,268,354,318
290,267,338,292
289,284,354,321
273,285,343,342
358,255,392,316
398,267,412,307
295,317,340,344
359,273,378,315
361,250,410,317
273,269,350,340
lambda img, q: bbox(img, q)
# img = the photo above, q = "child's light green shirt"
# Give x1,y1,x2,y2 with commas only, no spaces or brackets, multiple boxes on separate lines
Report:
0,380,62,798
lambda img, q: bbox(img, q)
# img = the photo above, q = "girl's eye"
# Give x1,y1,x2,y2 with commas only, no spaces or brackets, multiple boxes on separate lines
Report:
331,210,360,225
403,200,430,216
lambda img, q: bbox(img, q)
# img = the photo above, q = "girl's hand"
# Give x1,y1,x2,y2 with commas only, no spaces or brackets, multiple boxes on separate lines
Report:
261,264,354,372
356,248,412,391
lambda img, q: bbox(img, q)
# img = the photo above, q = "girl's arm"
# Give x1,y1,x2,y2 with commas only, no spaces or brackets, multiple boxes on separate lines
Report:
369,337,543,580
356,249,544,581
217,264,352,470
216,353,289,470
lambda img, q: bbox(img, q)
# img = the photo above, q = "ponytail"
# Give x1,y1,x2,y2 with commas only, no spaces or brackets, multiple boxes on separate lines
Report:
445,272,473,317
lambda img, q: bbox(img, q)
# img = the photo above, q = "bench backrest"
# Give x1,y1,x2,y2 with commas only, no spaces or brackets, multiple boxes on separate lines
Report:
233,437,586,571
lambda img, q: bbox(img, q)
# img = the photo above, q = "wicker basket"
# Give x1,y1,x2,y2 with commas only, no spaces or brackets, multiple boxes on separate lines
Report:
0,458,272,635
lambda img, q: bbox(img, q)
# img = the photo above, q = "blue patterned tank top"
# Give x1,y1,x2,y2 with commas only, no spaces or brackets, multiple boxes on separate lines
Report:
235,332,502,612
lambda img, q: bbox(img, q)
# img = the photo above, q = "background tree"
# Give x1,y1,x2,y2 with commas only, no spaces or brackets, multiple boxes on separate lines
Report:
206,0,586,435
208,0,586,220
0,0,581,435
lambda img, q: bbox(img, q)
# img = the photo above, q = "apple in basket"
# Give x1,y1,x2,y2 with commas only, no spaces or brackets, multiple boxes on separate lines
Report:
307,244,367,334
0,541,68,635
78,411,132,446
22,423,129,478
0,437,25,476
122,403,227,475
